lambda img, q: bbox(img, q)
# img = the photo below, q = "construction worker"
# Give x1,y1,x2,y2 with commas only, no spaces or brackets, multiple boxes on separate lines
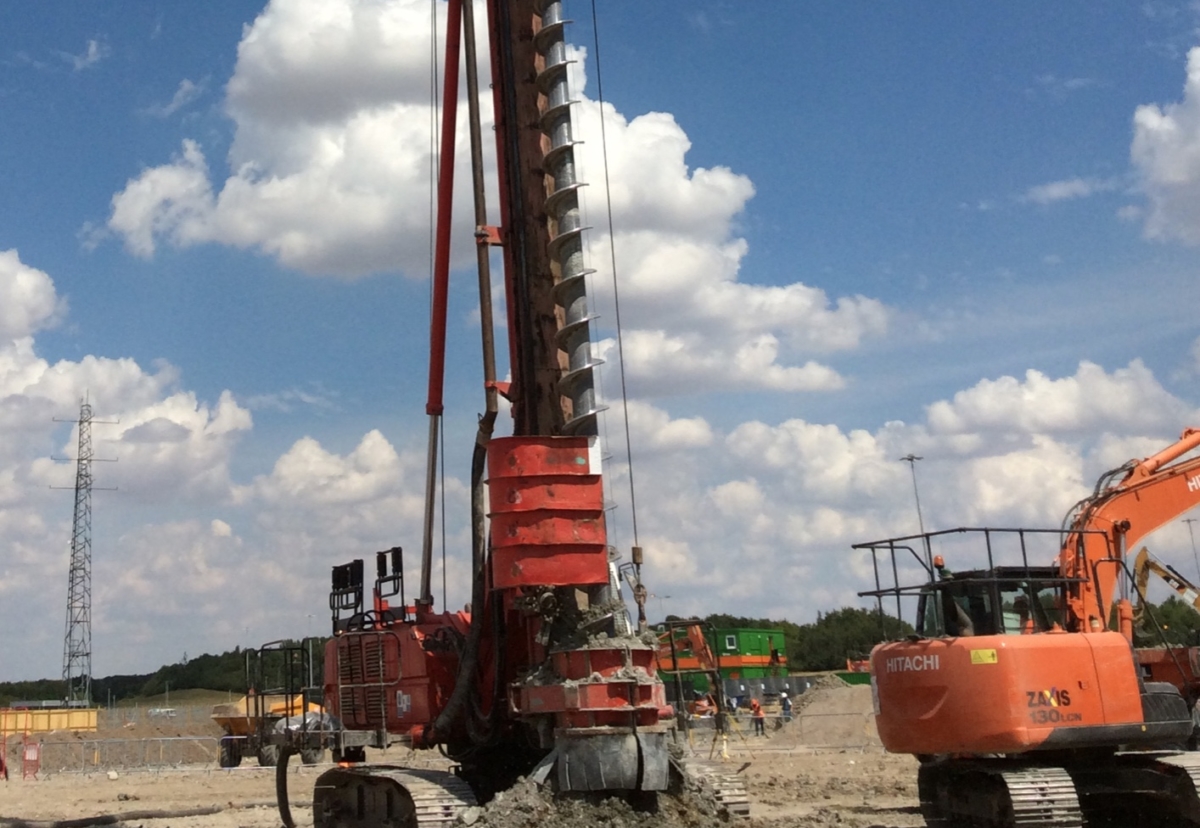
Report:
780,692,792,723
1014,595,1036,634
750,698,765,736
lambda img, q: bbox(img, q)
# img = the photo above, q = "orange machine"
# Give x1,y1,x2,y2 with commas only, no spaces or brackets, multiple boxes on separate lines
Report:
858,428,1200,827
657,623,720,674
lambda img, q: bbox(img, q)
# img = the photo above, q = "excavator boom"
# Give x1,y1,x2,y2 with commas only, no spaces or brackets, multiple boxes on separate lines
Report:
1060,428,1200,631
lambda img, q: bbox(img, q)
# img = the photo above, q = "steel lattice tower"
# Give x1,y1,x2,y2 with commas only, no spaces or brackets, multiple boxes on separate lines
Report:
62,401,95,705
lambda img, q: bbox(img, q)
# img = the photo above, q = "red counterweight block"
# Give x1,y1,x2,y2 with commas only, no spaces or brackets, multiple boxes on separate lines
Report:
509,643,669,729
487,436,609,589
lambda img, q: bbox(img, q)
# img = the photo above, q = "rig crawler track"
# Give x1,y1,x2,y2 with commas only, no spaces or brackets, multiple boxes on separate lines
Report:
312,766,478,828
685,759,751,818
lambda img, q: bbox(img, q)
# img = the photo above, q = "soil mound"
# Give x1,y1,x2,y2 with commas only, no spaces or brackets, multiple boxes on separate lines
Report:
769,684,880,750
464,772,733,828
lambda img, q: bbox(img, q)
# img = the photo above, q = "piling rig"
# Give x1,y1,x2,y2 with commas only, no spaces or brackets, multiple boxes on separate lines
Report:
269,3,746,827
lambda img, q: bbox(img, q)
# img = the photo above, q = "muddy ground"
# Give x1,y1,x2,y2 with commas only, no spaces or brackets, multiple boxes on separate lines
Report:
0,682,925,828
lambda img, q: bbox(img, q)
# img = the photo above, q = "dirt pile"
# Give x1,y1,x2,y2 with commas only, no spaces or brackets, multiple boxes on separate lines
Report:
766,684,880,751
462,772,733,828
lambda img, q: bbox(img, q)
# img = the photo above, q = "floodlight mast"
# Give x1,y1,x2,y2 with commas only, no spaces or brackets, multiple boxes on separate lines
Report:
899,453,926,535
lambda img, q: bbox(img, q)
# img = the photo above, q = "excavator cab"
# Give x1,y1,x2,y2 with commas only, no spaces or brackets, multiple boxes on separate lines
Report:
916,565,1066,638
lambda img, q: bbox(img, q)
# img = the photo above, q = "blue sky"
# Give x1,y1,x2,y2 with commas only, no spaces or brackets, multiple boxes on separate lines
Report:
1,1,1200,680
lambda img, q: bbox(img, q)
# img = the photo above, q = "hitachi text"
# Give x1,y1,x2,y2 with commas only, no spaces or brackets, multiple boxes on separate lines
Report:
885,654,940,673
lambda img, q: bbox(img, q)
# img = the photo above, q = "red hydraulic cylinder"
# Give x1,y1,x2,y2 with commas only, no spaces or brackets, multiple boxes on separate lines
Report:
426,0,463,417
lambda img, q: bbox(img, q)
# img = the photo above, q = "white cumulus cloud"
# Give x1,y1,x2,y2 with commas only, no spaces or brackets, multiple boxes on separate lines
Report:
1022,176,1119,205
1132,46,1200,243
0,250,64,341
926,360,1192,437
617,360,1200,624
104,0,889,396
107,0,456,276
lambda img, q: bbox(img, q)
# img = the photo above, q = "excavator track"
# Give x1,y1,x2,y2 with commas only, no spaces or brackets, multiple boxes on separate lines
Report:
682,759,751,818
1153,751,1200,795
312,766,478,828
999,767,1083,828
918,760,1082,828
1060,751,1200,827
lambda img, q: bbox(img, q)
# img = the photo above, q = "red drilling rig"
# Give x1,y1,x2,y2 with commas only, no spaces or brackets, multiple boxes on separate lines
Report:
269,3,746,827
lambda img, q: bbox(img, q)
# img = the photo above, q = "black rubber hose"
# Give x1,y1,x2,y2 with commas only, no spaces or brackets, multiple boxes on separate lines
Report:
0,808,224,828
276,745,296,828
426,427,492,747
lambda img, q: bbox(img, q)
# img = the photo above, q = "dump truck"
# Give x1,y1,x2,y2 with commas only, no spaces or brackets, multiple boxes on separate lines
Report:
212,641,325,768
212,692,323,767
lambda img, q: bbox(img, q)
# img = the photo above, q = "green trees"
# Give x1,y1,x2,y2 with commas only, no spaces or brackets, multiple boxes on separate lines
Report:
790,607,912,671
0,641,329,707
695,606,911,672
1135,596,1200,647
135,649,248,698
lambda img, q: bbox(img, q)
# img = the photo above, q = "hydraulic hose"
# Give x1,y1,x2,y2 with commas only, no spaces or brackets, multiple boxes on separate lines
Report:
426,420,493,748
275,746,296,828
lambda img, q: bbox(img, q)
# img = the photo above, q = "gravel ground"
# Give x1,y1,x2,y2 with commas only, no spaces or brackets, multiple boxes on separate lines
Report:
0,683,923,828
0,752,923,828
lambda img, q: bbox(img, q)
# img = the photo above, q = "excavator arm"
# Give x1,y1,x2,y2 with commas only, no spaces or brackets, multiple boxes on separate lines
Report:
1059,428,1200,634
1132,546,1200,623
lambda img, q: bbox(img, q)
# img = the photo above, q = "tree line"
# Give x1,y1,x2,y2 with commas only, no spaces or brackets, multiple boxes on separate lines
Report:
1135,596,1200,647
0,640,329,708
684,606,913,672
2,597,1197,705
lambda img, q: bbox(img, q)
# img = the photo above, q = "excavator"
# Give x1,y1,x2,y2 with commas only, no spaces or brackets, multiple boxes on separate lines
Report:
858,428,1200,827
268,3,747,827
1132,546,1200,701
1133,546,1200,627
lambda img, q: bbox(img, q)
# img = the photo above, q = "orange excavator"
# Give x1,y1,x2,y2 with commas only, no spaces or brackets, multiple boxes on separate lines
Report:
657,621,722,714
858,428,1200,827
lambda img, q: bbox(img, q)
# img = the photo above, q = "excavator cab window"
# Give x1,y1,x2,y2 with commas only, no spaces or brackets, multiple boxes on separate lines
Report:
918,590,940,637
858,531,1073,641
917,579,996,637
998,582,1064,634
917,574,1065,638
